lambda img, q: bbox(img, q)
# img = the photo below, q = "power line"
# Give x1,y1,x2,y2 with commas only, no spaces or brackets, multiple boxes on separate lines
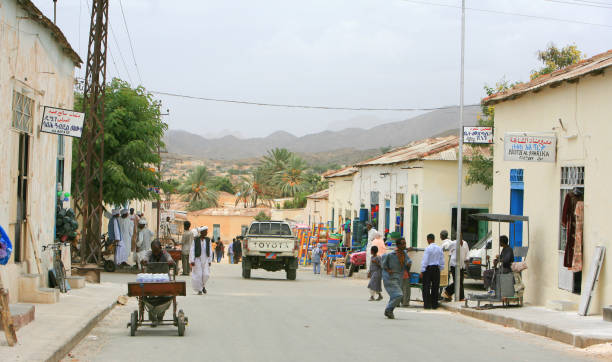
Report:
118,0,143,85
109,24,134,84
150,90,478,111
401,0,612,28
544,0,612,9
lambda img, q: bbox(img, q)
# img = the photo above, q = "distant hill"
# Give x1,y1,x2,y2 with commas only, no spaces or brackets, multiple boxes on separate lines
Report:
163,106,481,160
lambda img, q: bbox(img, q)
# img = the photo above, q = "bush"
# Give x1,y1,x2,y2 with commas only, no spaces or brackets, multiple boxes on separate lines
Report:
254,211,271,221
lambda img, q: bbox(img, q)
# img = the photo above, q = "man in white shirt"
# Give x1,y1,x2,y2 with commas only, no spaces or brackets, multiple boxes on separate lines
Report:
420,233,445,309
441,230,469,300
365,222,378,271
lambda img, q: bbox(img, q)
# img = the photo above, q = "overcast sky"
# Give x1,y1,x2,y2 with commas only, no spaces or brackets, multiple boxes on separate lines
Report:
33,0,612,138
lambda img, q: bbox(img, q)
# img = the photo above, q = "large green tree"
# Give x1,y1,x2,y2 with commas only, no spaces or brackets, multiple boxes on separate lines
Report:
73,78,167,205
466,44,583,189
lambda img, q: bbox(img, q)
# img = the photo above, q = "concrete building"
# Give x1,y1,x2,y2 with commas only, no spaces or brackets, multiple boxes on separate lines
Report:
0,0,81,303
187,207,270,242
352,136,491,248
484,49,612,312
324,167,358,232
304,189,329,227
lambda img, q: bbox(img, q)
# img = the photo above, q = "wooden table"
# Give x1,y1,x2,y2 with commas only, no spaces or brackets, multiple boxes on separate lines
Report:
127,281,186,297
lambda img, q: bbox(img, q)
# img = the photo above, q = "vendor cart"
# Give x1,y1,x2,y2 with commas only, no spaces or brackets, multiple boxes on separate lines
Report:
127,262,188,336
464,213,530,309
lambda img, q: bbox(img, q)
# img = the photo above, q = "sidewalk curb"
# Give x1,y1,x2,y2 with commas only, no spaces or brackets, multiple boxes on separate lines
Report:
439,303,610,348
47,298,117,362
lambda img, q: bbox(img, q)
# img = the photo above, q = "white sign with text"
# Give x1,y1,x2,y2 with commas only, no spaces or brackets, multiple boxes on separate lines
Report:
504,133,556,163
40,106,85,138
463,126,493,144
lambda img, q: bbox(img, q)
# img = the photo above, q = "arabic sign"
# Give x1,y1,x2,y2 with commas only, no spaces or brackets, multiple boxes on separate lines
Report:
463,126,493,144
40,106,85,138
504,133,556,163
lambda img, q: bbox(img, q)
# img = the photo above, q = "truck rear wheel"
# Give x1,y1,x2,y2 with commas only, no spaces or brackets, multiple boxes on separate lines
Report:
242,267,251,279
286,269,296,280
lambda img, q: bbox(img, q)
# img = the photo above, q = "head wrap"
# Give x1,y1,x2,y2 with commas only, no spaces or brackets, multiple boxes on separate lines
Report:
198,226,208,232
111,209,120,216
137,211,144,216
138,219,147,225
120,209,129,215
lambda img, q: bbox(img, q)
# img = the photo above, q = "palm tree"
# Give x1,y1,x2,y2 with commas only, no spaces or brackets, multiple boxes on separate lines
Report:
274,156,307,197
179,166,218,207
262,148,292,172
235,172,273,208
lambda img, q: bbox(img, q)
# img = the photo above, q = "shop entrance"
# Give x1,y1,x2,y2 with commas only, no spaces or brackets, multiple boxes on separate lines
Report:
509,169,524,249
451,207,489,246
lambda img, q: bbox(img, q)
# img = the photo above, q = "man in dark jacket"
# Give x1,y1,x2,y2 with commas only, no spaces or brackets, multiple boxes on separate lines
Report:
233,237,243,264
495,235,514,274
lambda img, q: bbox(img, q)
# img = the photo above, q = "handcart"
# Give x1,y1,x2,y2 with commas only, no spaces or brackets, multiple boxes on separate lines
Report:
464,213,530,309
126,262,188,336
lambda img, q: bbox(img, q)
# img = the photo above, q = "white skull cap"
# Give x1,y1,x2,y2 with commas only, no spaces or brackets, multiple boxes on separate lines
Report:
198,226,208,232
138,219,147,225
111,209,120,216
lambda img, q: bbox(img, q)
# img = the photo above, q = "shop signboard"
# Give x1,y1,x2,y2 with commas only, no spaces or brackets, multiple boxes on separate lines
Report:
463,126,493,144
504,133,556,163
40,106,85,138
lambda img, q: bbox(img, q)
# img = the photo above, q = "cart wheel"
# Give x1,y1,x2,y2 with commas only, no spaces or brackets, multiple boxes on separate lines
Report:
177,310,185,336
130,310,138,336
104,260,116,272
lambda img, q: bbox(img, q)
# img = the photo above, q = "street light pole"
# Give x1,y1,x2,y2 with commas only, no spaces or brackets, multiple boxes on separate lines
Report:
454,0,466,302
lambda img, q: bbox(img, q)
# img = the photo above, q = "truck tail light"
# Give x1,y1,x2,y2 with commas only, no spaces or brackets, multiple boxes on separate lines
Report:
294,238,299,251
471,258,482,265
244,238,249,252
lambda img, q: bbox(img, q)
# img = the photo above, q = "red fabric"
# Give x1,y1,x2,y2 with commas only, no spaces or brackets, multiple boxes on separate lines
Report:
350,251,366,266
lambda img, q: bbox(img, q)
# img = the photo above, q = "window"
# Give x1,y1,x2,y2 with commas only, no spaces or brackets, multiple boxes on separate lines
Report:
248,223,292,236
57,135,65,187
12,91,35,133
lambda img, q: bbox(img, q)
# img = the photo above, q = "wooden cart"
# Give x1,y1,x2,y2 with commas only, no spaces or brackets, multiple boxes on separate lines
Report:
126,263,188,336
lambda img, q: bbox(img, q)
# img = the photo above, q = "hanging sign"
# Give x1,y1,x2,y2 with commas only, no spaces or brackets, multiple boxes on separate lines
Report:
504,133,556,162
40,106,85,138
463,126,493,144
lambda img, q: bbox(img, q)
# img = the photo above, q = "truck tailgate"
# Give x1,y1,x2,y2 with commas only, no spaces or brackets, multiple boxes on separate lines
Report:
247,238,294,253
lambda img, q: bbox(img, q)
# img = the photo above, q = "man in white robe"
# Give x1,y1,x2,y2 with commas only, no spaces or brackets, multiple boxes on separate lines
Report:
117,209,133,266
190,226,212,295
135,219,154,269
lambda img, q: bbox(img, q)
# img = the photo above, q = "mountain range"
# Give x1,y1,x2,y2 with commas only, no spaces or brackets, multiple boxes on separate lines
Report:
163,105,481,160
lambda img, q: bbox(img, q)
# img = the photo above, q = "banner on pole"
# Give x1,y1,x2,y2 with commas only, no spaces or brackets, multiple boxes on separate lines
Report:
40,106,85,138
463,126,493,144
504,133,556,163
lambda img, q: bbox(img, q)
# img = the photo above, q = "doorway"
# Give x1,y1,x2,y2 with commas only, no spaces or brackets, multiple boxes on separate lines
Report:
509,169,524,249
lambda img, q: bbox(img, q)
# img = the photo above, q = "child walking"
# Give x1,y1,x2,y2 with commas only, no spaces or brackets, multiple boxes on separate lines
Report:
367,245,383,301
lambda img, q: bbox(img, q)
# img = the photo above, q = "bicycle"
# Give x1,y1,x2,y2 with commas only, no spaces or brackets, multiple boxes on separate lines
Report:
42,242,70,293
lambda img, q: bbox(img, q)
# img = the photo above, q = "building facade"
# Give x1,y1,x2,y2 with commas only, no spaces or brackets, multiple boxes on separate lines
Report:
485,50,612,312
0,0,81,302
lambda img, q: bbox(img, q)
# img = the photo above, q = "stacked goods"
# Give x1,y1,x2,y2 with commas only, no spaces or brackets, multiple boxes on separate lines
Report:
55,207,79,242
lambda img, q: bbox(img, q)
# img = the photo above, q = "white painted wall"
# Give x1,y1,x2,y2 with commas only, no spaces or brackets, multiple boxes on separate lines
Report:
0,1,78,301
491,69,612,312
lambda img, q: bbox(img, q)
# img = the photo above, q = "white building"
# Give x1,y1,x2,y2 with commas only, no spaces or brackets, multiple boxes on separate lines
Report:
324,166,358,232
350,136,491,248
0,0,81,303
485,49,612,312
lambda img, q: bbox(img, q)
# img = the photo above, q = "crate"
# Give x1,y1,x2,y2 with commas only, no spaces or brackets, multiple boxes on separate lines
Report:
409,272,420,284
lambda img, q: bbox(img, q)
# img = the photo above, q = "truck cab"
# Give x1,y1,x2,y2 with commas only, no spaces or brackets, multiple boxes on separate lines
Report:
466,231,492,280
242,221,299,280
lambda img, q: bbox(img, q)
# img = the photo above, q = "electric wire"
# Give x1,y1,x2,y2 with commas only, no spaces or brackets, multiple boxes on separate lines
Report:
150,90,479,111
544,0,612,9
118,0,143,85
401,0,612,28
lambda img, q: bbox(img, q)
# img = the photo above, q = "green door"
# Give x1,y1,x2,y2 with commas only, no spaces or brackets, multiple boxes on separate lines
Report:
410,194,418,248
477,208,489,240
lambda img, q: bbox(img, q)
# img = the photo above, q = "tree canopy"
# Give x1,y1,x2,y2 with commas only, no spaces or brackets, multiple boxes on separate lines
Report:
530,44,584,80
73,78,167,205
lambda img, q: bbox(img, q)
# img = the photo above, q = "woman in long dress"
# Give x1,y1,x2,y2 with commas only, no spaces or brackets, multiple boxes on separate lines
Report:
367,245,383,301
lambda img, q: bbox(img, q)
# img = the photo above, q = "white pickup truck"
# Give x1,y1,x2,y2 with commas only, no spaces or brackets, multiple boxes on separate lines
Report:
242,221,299,280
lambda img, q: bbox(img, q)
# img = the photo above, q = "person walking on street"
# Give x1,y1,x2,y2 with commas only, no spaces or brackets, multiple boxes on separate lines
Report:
367,245,383,301
382,238,412,319
118,209,133,267
190,226,212,294
179,221,194,275
233,237,243,264
228,239,234,264
421,233,445,309
311,243,323,274
441,230,469,301
365,222,378,272
215,237,224,263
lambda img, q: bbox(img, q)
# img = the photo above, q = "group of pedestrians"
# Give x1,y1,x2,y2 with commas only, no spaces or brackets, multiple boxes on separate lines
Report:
107,208,153,269
365,227,471,319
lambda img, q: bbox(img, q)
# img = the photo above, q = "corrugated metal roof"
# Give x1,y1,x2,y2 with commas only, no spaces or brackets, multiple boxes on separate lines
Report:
323,166,358,178
483,49,612,105
307,189,329,200
355,135,490,166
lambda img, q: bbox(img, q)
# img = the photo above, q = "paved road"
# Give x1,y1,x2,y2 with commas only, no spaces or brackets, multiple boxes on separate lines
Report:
66,264,600,362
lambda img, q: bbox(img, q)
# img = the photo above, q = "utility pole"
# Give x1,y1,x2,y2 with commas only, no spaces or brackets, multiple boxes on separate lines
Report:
454,0,466,302
74,0,109,264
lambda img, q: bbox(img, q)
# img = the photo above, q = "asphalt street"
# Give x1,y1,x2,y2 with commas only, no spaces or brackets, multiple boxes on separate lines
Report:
65,264,601,362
